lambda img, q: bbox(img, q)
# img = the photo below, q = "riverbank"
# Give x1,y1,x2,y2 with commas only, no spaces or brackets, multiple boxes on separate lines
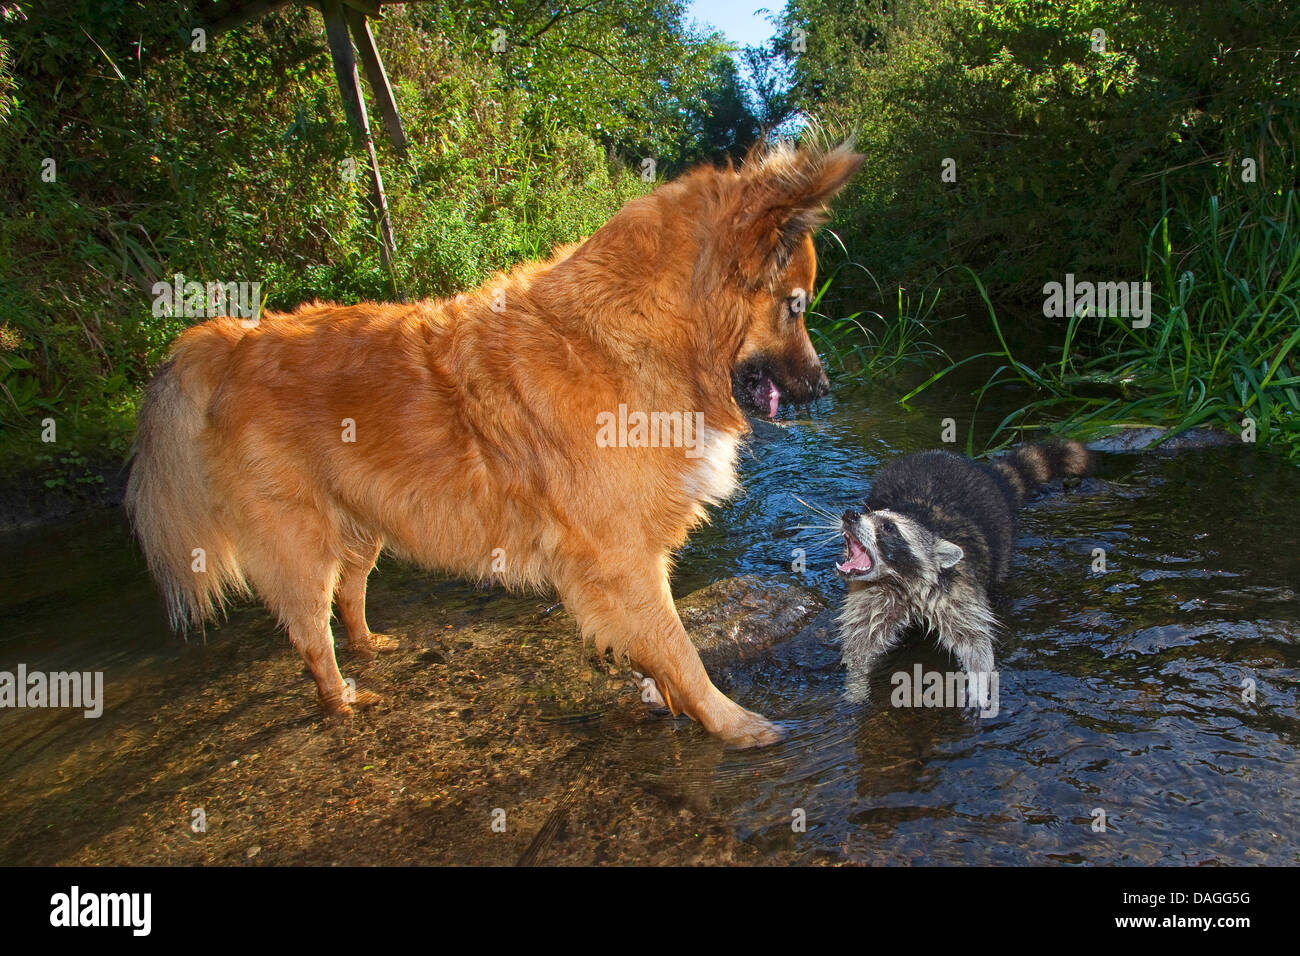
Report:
0,451,129,533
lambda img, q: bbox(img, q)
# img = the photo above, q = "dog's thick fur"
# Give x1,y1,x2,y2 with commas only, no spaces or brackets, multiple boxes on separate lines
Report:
126,140,864,747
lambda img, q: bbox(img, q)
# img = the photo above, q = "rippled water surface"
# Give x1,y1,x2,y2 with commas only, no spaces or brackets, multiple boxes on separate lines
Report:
1,382,1297,865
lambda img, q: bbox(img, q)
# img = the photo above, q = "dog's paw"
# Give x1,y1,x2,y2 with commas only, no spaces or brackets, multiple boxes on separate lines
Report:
719,708,785,749
348,632,400,660
705,701,785,749
321,687,384,717
322,695,353,717
351,688,384,708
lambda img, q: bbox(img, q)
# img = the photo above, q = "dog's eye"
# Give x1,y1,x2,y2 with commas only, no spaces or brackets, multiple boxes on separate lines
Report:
784,297,804,320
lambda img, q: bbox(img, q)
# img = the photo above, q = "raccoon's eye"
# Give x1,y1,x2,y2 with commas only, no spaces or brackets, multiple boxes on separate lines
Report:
876,520,905,556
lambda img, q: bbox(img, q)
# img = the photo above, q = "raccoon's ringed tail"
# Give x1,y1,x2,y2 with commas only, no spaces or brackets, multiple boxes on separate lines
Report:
993,439,1093,505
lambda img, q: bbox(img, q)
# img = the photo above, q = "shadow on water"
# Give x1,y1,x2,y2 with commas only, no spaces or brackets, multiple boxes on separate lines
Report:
0,378,1297,865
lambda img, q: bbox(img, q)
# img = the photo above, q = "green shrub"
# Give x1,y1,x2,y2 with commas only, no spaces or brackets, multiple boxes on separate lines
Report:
779,0,1300,306
0,1,722,469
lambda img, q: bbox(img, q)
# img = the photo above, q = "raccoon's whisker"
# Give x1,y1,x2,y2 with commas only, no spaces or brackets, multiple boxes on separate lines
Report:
803,529,847,544
792,495,841,522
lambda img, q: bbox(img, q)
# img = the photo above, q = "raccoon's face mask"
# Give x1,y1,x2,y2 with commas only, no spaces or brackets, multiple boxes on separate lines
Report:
837,508,963,584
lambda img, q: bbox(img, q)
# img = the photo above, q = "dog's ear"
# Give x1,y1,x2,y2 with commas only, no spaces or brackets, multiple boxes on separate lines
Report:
732,140,865,285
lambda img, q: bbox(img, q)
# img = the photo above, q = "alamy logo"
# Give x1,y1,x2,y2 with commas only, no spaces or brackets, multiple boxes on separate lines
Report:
50,886,151,936
1042,273,1151,328
0,665,103,718
152,273,262,321
596,404,706,459
891,665,999,717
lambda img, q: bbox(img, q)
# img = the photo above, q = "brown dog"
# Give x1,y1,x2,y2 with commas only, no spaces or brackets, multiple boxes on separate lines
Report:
126,140,863,747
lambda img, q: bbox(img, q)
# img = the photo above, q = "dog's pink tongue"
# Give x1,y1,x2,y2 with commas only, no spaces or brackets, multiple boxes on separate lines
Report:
767,381,780,418
836,535,873,574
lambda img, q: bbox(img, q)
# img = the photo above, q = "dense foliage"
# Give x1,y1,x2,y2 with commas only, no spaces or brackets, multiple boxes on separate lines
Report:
777,0,1298,298
0,0,1296,476
778,0,1299,456
0,0,733,466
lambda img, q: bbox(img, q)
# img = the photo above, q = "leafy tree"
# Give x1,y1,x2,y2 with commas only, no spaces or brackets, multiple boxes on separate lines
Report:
0,0,731,463
769,0,1300,304
670,48,763,172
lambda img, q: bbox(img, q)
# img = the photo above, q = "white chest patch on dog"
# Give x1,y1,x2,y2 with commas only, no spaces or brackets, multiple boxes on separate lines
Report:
683,426,740,506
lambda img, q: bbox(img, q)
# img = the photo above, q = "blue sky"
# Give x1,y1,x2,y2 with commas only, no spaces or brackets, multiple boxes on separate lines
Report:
685,0,784,49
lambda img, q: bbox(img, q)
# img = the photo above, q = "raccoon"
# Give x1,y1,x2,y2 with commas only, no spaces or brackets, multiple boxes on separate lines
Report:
835,440,1093,703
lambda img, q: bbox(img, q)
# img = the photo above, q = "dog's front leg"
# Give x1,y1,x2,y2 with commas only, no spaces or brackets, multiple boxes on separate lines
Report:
559,568,784,749
635,613,786,749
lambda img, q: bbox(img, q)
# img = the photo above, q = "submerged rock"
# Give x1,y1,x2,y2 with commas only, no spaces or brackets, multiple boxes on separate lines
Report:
676,575,828,667
1087,426,1238,453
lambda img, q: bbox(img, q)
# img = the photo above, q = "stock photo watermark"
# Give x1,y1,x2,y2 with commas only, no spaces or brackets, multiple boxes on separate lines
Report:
890,665,999,717
49,887,150,936
595,405,707,458
0,665,103,718
152,274,263,322
1043,274,1152,328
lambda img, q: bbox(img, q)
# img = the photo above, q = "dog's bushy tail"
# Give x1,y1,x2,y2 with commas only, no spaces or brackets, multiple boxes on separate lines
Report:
125,325,249,631
992,439,1093,507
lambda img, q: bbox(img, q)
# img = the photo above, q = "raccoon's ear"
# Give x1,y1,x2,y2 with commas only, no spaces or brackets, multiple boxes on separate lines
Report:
732,139,865,285
934,538,964,570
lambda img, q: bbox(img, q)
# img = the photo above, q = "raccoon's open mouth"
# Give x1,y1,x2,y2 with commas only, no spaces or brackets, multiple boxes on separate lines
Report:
836,527,876,579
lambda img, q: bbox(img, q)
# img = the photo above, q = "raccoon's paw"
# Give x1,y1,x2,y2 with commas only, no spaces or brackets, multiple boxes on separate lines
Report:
843,676,873,705
960,688,997,725
347,632,400,660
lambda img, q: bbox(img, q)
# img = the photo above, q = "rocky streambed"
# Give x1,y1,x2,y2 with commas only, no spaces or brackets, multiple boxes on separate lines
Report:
0,573,831,866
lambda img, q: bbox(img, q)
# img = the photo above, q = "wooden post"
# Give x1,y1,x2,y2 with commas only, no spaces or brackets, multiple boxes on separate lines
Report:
344,4,409,157
199,0,291,37
320,0,397,277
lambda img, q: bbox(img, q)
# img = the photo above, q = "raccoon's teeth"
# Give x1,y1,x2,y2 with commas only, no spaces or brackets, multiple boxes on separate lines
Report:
837,532,873,574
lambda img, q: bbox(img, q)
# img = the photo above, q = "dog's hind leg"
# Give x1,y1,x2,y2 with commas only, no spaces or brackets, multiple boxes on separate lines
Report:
237,504,380,715
335,539,399,660
561,565,783,749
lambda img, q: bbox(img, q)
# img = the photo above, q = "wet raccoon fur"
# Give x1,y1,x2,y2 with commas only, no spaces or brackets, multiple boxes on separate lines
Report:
835,440,1093,702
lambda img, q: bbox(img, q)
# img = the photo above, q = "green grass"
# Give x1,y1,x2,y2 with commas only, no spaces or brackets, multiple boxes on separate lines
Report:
0,20,651,480
898,187,1300,461
807,232,949,381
